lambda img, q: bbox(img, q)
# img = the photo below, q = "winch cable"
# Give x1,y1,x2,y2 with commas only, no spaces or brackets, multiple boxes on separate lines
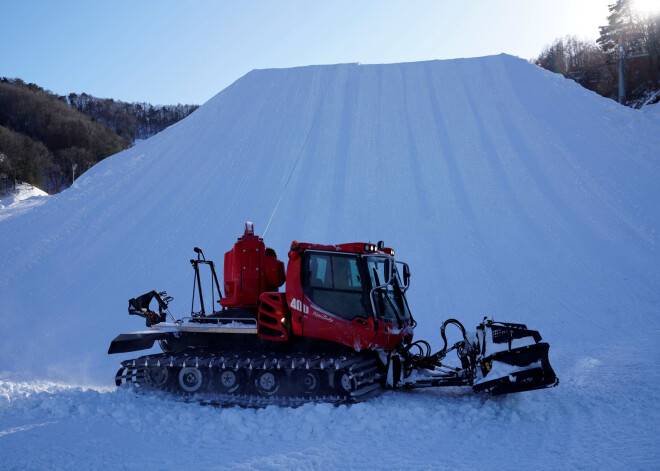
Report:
263,72,334,238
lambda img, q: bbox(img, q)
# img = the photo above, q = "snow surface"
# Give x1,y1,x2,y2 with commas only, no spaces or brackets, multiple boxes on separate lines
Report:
1,54,659,469
642,100,660,121
0,182,48,219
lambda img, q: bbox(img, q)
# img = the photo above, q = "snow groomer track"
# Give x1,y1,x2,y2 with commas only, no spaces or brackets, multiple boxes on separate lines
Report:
116,350,384,408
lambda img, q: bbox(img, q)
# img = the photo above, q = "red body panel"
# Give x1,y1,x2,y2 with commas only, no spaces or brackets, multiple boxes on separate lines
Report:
294,241,394,256
221,226,412,352
285,244,412,352
220,225,285,308
286,250,305,337
257,292,289,341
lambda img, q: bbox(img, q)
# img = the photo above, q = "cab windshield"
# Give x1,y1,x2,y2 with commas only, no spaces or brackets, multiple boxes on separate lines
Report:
365,255,411,323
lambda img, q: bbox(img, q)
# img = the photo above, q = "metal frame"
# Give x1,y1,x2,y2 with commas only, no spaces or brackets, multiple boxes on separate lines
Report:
190,247,223,317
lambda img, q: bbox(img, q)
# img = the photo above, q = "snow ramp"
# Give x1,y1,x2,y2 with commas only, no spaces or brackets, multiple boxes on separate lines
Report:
0,54,658,469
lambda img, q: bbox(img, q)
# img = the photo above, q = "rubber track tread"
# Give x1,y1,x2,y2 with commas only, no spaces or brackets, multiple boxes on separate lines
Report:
116,350,384,407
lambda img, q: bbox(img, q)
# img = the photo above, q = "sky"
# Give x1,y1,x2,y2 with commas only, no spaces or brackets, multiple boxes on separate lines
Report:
1,0,614,105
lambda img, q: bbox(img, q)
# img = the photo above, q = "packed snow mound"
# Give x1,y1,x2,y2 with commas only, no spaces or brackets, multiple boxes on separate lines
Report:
0,182,48,216
0,54,658,382
0,53,659,470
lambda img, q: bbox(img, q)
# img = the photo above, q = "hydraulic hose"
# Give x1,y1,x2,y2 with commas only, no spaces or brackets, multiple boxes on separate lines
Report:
437,318,467,359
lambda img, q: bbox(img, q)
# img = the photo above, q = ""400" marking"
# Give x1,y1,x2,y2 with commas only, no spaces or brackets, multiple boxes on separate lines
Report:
289,298,309,314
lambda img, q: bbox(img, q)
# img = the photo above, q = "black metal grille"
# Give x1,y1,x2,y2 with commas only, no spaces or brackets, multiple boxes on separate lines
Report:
492,327,530,344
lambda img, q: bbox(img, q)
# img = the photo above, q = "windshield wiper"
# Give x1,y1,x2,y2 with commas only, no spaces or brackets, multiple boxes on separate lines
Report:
371,267,403,326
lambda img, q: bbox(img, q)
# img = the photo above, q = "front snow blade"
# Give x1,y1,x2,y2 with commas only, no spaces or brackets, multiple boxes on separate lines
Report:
472,321,558,395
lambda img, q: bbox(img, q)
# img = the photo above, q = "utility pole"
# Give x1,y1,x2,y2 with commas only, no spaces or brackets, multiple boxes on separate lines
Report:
616,30,650,106
0,153,4,194
0,153,13,191
618,38,626,105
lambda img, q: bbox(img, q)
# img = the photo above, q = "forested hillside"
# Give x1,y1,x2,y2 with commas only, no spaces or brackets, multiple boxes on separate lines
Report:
0,78,198,195
533,0,660,106
0,79,128,193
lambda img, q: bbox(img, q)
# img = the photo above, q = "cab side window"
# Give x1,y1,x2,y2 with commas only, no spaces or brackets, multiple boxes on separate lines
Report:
305,253,369,320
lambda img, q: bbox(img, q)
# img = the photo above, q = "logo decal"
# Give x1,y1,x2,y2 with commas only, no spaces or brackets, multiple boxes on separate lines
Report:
311,310,334,323
290,298,334,323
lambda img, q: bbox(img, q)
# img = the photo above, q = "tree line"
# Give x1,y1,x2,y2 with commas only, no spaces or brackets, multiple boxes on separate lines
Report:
67,94,198,142
533,0,660,107
0,78,198,195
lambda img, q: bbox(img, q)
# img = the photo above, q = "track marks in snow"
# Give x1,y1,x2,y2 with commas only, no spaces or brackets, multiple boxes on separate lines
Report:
0,378,639,471
0,421,56,438
2,368,659,470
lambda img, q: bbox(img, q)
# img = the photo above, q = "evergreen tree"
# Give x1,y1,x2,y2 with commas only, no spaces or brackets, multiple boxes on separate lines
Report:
597,0,643,56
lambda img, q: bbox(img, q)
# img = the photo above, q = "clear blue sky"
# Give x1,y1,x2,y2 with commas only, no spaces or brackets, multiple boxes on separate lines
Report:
1,0,612,105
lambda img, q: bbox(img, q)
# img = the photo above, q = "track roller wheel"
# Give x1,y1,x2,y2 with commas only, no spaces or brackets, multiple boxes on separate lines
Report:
216,368,244,394
294,370,322,394
255,370,282,396
178,367,204,393
115,367,128,386
334,371,355,394
147,366,170,388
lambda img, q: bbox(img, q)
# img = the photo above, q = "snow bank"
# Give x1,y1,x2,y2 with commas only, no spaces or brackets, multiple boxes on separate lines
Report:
0,182,48,219
642,100,660,122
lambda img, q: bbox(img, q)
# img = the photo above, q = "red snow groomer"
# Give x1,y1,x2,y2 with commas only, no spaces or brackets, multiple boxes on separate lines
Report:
109,223,557,406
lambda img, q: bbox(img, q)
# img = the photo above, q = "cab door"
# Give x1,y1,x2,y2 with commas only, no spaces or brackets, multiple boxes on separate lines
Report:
299,251,378,350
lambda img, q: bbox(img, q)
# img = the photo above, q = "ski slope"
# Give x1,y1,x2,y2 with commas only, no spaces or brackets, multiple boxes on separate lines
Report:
1,54,659,470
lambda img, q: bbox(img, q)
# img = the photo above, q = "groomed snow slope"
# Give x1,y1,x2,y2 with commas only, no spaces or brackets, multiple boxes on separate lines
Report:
1,54,659,469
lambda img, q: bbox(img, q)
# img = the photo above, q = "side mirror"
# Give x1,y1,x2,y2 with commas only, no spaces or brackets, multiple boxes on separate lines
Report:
403,263,411,288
